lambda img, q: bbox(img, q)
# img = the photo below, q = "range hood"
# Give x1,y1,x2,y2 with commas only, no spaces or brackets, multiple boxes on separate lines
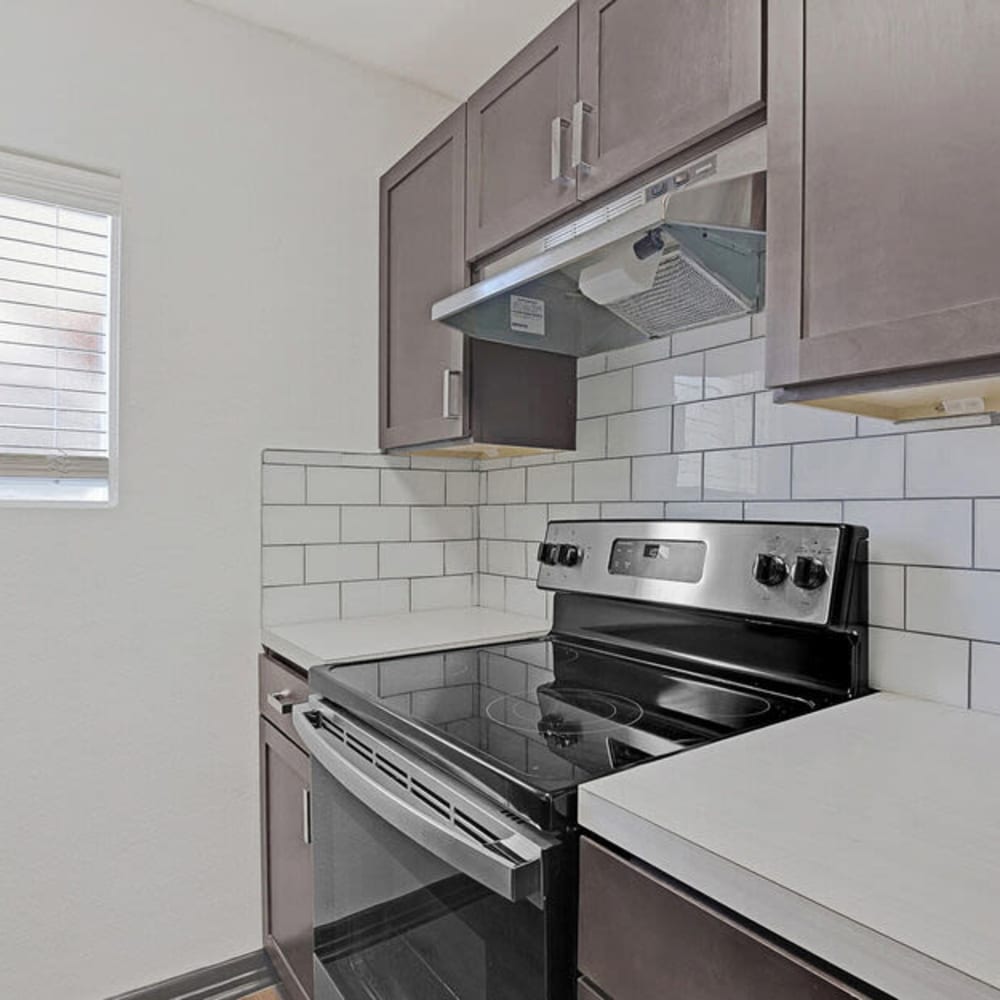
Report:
432,128,766,357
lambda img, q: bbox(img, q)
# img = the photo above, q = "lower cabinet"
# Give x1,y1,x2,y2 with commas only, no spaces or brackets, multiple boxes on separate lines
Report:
260,654,313,1000
578,837,875,1000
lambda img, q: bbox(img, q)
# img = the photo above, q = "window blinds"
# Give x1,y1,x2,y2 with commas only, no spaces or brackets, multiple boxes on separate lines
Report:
0,153,118,481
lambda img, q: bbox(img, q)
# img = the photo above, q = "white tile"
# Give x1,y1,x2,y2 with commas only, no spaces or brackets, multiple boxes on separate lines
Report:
381,469,445,505
445,540,478,575
557,417,606,461
306,467,380,504
869,628,969,707
869,565,905,629
411,575,474,611
574,459,631,502
971,643,1000,715
305,544,379,583
262,465,306,504
340,505,410,542
704,338,766,399
632,354,703,410
907,567,1000,643
505,504,549,541
527,463,573,502
605,336,673,370
670,316,751,356
906,425,1000,497
505,576,547,618
446,471,480,505
577,353,607,377
487,467,526,504
411,506,474,541
379,542,444,578
632,453,702,501
478,573,505,610
487,540,527,577
664,501,743,520
792,437,904,500
262,583,340,626
842,500,972,567
262,546,304,586
548,503,601,519
410,456,474,470
975,500,1000,569
578,369,632,418
341,579,410,619
704,447,790,501
600,502,664,518
673,395,753,452
754,392,856,445
743,501,843,522
479,505,505,539
607,407,672,457
263,506,340,545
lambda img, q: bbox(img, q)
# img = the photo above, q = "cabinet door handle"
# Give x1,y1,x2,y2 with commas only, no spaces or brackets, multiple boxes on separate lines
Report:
550,116,571,182
302,789,312,845
572,100,594,171
442,369,461,420
266,689,299,714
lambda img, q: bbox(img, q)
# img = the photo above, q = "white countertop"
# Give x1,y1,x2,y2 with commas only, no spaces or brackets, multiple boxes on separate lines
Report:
262,607,549,669
580,693,1000,1000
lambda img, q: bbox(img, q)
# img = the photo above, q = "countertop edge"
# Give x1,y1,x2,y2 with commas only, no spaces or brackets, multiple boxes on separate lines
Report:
578,786,1000,1000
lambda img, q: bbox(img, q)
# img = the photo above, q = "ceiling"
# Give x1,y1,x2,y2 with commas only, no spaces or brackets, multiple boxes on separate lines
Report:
191,0,574,99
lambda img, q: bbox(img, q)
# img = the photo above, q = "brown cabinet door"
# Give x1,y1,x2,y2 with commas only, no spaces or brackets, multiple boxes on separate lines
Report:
380,107,467,450
578,838,872,1000
261,719,314,1000
466,6,579,260
767,0,1000,391
577,0,764,200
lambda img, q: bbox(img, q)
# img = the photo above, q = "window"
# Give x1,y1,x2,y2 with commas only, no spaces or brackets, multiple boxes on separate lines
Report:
0,150,120,505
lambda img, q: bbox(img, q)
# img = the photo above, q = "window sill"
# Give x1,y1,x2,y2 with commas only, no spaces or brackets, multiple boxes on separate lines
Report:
0,477,113,507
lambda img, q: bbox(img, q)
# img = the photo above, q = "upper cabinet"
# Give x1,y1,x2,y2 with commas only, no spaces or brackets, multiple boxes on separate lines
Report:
576,0,763,201
766,0,1000,418
380,107,577,455
380,108,467,450
466,7,580,261
466,0,765,260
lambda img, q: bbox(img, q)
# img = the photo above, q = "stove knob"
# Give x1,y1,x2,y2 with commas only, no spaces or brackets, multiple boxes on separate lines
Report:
752,552,788,587
792,555,827,590
536,542,559,566
557,544,582,567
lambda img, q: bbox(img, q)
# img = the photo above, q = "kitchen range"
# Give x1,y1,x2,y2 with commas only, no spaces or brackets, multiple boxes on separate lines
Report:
292,519,868,1000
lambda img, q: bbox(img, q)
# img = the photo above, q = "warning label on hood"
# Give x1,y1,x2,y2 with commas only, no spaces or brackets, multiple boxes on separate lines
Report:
510,295,545,336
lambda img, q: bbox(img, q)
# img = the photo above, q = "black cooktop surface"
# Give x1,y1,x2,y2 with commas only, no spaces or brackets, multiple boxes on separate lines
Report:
310,637,818,829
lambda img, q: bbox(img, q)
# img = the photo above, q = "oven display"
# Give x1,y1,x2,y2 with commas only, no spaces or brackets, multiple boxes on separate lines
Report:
609,538,706,583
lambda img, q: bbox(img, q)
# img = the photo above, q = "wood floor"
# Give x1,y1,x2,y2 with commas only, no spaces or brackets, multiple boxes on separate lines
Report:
240,988,283,1000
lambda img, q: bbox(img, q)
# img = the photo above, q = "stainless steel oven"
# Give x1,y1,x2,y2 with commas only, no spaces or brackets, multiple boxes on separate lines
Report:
293,699,572,1000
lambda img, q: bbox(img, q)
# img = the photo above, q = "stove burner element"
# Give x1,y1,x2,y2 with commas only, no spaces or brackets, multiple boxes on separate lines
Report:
486,687,645,738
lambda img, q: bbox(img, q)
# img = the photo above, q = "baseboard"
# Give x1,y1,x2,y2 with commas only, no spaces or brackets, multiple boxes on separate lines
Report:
106,950,277,1000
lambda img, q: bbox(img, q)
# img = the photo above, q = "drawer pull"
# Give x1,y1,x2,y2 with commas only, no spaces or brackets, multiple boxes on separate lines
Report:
266,689,300,714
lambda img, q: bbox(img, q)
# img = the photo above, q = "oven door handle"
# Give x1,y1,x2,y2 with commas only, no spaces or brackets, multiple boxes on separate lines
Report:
293,701,552,903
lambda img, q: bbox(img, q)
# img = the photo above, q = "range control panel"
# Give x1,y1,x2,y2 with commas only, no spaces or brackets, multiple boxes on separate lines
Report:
535,520,854,627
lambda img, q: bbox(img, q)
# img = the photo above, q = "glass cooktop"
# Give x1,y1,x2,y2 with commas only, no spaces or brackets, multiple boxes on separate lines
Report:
310,638,816,827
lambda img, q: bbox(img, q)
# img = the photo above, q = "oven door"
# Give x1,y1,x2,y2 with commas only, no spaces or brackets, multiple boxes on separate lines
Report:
293,698,569,1000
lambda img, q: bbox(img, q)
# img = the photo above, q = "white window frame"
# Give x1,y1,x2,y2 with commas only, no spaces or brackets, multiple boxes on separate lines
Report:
0,149,121,508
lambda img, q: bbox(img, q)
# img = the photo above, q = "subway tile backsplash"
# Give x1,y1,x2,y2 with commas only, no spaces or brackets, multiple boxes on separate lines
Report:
262,315,1000,715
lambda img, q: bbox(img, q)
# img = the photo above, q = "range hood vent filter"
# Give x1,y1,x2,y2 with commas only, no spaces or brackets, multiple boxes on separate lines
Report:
603,250,748,339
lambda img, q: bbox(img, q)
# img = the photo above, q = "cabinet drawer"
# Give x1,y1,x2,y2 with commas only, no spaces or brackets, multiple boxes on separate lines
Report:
579,837,870,1000
259,653,309,749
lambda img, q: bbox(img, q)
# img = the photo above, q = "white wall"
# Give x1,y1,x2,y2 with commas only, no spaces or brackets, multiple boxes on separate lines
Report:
0,2,453,996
